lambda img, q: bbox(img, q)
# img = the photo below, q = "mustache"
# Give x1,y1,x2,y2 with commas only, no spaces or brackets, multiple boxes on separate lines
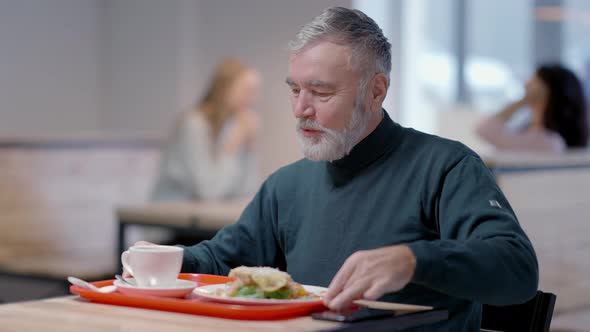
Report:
297,119,325,131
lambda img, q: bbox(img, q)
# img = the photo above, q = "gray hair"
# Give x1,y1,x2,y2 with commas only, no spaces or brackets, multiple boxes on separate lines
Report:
288,7,391,84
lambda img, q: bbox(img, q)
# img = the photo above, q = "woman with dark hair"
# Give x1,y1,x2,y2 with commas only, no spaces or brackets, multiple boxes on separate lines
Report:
477,64,589,152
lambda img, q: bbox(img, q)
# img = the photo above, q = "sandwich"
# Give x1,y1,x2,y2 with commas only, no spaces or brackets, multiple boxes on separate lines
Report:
221,266,311,300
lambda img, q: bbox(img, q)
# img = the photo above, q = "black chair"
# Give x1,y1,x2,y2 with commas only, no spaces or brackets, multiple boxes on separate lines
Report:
480,291,556,332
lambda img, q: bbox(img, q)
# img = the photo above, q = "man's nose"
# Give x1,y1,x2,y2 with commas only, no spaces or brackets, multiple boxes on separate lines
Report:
293,91,314,119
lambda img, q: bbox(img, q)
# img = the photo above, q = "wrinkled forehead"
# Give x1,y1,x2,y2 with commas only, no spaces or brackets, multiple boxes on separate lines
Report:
287,41,359,86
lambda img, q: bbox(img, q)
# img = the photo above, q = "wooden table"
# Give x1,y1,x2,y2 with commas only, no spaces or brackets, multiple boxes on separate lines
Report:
0,296,340,332
116,199,251,266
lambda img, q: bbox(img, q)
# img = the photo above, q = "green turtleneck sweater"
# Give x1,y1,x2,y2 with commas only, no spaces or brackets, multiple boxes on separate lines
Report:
181,111,538,331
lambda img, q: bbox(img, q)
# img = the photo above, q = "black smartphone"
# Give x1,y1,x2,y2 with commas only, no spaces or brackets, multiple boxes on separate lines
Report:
312,307,396,322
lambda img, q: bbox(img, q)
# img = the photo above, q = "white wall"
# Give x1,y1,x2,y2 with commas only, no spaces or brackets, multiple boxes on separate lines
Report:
101,0,184,135
0,0,102,135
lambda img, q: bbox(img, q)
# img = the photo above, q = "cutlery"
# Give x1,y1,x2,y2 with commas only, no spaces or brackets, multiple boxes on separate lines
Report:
318,289,432,313
67,276,117,293
352,299,433,313
115,274,137,287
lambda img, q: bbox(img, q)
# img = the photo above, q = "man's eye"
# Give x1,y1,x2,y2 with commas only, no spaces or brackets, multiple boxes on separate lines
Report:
291,88,300,96
313,91,332,99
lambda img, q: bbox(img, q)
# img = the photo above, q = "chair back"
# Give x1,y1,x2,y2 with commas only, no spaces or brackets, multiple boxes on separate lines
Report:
481,291,556,332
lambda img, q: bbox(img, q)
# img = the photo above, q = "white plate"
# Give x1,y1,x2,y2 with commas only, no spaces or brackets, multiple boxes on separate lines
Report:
192,284,326,305
114,278,197,298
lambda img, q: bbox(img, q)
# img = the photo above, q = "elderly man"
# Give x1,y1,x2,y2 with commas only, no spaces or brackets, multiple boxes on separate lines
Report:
144,7,538,331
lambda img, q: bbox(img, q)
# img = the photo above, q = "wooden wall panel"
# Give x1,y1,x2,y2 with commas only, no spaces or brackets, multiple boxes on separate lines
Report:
0,143,160,277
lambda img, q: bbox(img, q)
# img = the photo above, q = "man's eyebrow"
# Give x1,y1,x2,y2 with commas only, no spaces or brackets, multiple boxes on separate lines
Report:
308,80,335,89
284,78,336,89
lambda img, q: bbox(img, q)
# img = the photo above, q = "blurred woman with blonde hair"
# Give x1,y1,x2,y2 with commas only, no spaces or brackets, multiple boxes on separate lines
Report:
152,58,261,201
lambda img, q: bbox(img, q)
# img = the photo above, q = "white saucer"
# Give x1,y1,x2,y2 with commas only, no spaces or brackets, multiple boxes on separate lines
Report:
114,278,197,298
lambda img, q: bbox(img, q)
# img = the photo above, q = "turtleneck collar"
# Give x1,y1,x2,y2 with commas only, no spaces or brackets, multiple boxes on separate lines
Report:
326,110,401,186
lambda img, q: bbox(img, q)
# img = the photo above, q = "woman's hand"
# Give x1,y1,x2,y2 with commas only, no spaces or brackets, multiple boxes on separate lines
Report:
235,109,260,141
223,109,260,154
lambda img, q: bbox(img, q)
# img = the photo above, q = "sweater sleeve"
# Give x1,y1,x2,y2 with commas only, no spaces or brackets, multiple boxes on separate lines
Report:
179,177,283,275
407,155,539,305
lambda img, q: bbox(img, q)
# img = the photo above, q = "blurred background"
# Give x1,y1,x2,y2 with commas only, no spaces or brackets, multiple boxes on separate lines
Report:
2,0,589,173
0,0,589,330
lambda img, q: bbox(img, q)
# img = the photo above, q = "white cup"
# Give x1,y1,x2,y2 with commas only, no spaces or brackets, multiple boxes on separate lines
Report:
121,245,183,288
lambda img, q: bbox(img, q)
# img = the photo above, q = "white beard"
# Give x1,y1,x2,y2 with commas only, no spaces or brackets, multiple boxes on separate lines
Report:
296,98,372,162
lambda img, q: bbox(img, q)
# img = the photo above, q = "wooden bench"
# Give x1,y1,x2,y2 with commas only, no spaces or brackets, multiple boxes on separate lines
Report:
0,136,161,282
489,149,590,315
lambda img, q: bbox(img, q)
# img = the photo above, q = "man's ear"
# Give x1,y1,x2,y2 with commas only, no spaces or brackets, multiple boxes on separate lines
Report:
370,73,388,112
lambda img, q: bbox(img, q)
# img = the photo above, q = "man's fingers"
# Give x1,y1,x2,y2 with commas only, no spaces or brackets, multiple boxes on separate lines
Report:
324,246,416,311
326,277,369,311
324,257,358,303
363,279,389,300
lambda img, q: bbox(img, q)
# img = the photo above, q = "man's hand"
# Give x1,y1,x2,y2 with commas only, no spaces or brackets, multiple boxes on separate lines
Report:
323,245,417,311
121,241,156,278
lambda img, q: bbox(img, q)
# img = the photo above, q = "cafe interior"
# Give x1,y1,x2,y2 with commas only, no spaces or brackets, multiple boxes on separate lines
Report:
1,0,589,331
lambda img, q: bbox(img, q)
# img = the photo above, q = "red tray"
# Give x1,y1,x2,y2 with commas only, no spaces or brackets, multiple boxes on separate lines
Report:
70,273,327,320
